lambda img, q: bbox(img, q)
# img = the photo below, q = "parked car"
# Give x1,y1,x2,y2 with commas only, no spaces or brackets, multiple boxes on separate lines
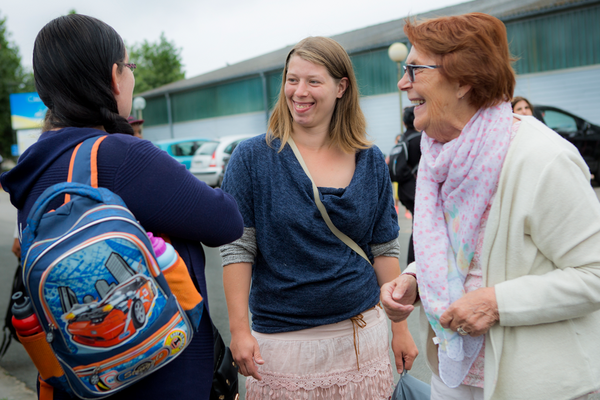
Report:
189,134,255,187
533,105,600,179
153,138,209,169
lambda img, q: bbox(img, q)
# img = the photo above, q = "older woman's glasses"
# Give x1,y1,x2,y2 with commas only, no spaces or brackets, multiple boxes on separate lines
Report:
403,64,440,82
123,63,137,71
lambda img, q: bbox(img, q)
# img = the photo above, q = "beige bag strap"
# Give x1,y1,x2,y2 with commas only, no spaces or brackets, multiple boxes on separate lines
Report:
287,137,372,265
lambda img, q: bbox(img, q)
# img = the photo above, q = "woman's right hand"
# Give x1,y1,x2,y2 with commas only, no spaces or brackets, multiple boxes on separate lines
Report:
230,331,264,380
380,274,418,322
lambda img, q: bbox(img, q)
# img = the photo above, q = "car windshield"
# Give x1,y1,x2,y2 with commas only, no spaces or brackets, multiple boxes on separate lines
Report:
196,141,218,155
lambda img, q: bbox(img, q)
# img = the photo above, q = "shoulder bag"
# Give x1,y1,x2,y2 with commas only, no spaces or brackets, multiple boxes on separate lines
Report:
289,138,431,400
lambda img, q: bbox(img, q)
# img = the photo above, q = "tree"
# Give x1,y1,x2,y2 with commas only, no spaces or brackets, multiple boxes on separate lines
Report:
129,33,185,95
0,12,35,159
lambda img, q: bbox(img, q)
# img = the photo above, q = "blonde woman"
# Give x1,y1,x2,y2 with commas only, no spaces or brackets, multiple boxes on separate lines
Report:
221,36,418,399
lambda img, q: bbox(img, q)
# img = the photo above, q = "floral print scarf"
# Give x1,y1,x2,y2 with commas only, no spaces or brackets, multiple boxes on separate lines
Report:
413,102,513,387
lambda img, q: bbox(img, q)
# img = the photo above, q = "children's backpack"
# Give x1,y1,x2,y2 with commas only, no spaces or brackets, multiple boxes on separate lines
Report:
388,132,421,183
19,136,203,399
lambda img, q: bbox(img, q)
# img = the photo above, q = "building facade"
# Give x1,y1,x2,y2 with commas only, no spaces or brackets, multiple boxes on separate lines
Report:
140,0,600,157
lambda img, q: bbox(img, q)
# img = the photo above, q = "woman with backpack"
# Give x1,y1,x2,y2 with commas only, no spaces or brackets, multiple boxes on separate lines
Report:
0,14,243,399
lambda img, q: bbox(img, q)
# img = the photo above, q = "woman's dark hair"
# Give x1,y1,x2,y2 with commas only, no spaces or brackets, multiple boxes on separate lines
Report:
34,14,133,135
403,106,415,130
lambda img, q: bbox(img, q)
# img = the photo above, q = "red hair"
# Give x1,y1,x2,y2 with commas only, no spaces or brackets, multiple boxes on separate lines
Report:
404,13,516,109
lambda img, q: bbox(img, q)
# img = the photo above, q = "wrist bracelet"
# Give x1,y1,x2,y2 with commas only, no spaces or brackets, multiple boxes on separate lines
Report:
402,272,417,282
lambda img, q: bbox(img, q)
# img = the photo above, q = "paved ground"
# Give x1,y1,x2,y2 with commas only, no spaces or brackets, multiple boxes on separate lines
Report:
1,185,599,399
0,189,36,399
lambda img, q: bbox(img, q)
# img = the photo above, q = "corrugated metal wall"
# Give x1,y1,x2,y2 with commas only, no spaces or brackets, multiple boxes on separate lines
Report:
515,64,600,125
360,92,410,157
143,111,266,141
352,49,399,97
506,3,600,74
171,111,265,138
171,77,264,123
144,96,168,126
143,3,599,139
266,71,282,110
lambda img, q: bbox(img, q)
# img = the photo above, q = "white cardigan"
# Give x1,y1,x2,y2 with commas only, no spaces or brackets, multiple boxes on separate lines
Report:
407,115,600,400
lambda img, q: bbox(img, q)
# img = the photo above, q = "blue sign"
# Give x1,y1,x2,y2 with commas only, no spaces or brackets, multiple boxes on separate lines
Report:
9,92,48,130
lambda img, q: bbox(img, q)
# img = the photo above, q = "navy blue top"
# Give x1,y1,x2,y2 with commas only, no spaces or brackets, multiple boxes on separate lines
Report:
221,134,399,333
1,127,243,399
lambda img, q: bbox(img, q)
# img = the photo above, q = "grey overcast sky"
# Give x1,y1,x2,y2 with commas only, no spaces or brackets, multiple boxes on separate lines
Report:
2,0,466,79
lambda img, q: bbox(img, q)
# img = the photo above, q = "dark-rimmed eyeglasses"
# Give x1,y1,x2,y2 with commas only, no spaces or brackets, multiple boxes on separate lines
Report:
403,64,440,82
122,63,136,72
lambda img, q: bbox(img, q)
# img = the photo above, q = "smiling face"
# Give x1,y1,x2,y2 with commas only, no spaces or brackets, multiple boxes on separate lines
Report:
398,46,473,143
284,55,348,134
513,100,532,116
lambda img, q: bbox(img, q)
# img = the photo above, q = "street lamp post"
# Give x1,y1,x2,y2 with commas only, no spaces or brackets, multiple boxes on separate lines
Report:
388,42,408,134
132,96,147,121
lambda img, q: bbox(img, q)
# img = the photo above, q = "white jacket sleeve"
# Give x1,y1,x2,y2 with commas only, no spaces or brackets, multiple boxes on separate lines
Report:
495,145,600,326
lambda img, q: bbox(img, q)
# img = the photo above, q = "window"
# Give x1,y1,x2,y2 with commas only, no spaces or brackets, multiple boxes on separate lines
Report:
171,140,205,156
223,143,234,155
542,110,577,134
196,142,219,156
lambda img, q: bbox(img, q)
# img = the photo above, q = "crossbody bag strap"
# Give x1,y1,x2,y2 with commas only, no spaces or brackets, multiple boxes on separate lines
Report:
287,137,372,266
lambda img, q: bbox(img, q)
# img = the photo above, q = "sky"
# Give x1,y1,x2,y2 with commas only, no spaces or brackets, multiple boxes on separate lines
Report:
2,0,467,79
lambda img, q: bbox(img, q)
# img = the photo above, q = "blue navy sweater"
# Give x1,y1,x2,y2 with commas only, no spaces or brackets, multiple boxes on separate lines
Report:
221,134,399,333
0,127,244,400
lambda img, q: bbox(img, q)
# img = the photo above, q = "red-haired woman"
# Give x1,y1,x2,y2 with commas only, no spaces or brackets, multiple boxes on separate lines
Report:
381,12,600,400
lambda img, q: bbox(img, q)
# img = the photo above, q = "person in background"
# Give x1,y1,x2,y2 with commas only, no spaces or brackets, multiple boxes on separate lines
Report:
396,106,421,265
381,12,600,400
396,106,421,217
220,36,418,399
386,134,402,213
128,116,144,138
511,96,534,116
0,14,243,399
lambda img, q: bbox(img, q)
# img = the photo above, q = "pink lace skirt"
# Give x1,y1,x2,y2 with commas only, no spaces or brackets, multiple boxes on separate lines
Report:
246,306,394,400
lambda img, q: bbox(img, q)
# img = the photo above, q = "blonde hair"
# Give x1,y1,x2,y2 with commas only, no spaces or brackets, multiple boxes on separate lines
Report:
267,36,371,153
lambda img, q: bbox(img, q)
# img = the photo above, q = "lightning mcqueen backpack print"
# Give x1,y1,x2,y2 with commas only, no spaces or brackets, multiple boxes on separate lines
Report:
19,136,201,399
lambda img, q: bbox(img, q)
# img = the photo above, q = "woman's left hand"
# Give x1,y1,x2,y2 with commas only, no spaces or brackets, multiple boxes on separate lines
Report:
391,321,419,373
440,287,499,336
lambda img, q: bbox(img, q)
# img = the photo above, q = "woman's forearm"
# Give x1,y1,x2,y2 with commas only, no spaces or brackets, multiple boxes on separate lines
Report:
223,262,253,334
373,255,401,287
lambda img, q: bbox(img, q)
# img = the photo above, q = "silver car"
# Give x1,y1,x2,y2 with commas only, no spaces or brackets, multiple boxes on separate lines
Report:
189,134,255,187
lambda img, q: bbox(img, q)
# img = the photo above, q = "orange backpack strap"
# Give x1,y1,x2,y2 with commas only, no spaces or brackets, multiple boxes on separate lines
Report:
64,136,107,203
